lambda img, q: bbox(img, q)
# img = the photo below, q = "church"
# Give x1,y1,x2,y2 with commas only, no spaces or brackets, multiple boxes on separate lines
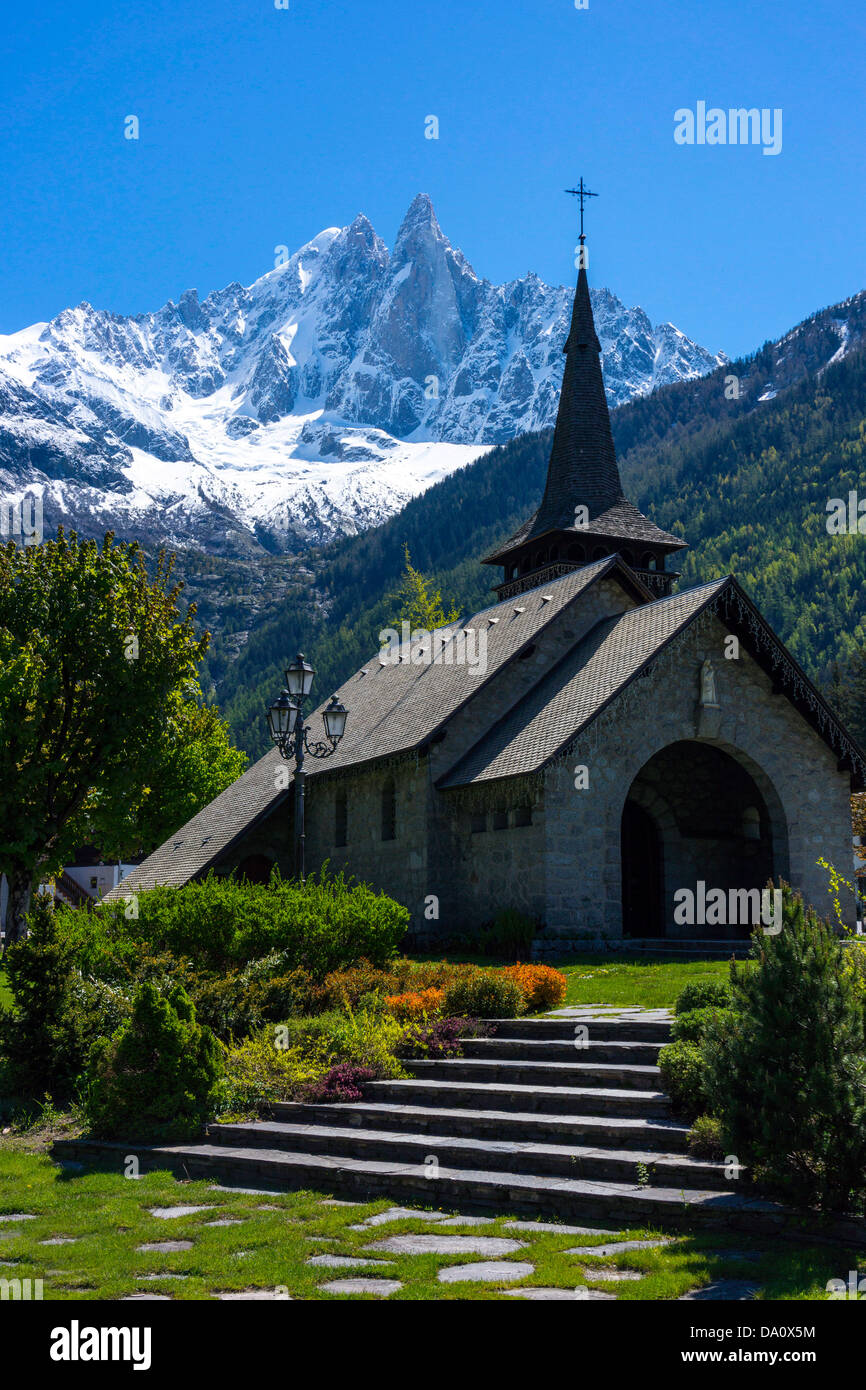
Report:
111,215,865,948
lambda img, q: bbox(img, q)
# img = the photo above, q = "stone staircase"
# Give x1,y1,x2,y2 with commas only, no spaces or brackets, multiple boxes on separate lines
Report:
55,1009,788,1236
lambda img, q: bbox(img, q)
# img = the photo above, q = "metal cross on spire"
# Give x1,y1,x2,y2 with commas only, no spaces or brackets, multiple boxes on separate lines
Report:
565,177,598,244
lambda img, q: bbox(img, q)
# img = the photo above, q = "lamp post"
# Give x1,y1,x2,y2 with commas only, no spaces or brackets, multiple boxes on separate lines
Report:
267,654,348,882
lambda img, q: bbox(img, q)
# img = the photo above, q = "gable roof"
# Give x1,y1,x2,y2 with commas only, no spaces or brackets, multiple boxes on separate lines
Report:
439,579,727,786
107,556,649,895
439,575,866,790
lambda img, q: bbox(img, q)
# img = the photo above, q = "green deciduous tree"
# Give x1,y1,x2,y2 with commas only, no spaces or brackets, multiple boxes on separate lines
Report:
0,530,246,942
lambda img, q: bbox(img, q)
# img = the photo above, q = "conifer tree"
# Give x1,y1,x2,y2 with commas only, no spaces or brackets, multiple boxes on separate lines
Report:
389,544,460,632
704,883,866,1210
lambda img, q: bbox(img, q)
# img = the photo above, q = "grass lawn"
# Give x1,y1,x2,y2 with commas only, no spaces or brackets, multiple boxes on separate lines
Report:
0,1141,853,1301
0,970,11,1014
553,956,734,1010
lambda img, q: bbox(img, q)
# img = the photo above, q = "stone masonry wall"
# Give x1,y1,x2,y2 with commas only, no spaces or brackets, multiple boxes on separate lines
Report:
541,610,856,941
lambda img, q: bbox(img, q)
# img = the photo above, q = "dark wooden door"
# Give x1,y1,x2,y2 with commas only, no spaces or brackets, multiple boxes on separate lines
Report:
621,802,663,938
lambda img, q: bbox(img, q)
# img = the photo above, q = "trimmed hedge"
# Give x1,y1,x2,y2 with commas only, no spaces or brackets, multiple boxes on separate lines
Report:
59,868,409,980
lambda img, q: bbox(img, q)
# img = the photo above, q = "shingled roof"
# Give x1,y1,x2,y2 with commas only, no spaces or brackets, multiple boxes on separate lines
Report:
107,556,650,895
483,261,684,566
439,575,866,789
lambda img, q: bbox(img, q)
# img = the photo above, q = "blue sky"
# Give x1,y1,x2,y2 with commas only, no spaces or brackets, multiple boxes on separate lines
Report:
1,0,863,356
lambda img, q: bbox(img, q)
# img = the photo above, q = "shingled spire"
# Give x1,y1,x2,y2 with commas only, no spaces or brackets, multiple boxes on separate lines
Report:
534,260,625,530
483,191,686,600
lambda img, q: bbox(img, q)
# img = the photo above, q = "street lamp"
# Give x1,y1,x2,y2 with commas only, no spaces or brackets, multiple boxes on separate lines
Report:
267,654,348,882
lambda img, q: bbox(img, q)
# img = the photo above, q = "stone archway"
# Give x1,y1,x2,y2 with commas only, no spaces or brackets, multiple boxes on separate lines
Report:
620,740,789,939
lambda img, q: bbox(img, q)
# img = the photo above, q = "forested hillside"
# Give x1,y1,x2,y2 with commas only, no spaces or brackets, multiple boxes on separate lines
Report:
213,333,866,760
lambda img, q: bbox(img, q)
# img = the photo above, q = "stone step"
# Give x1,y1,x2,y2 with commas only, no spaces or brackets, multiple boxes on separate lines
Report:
366,1078,670,1118
458,1037,664,1065
489,1017,672,1043
207,1119,729,1190
52,1138,786,1236
405,1057,661,1091
269,1099,691,1151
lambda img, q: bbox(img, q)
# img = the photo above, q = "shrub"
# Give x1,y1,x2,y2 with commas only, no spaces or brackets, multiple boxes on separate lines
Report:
83,868,409,978
658,1040,708,1117
81,982,224,1142
0,893,100,1098
502,963,567,1012
703,884,866,1211
687,1114,725,1159
248,970,330,1022
221,1029,321,1113
479,909,537,959
187,972,262,1042
670,1006,730,1045
442,969,525,1019
219,1006,407,1115
674,980,731,1015
384,987,445,1021
322,959,399,1009
400,1016,483,1058
300,1063,377,1102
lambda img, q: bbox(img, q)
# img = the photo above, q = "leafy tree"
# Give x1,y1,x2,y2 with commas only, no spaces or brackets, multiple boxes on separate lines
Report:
0,530,243,942
87,691,247,859
0,891,79,1096
703,883,866,1210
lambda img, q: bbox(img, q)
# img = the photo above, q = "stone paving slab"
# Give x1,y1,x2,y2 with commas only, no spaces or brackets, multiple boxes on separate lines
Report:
0,1213,36,1222
149,1205,214,1219
217,1288,293,1300
438,1260,535,1284
581,1267,644,1281
319,1277,402,1296
136,1273,189,1281
566,1238,673,1256
501,1285,617,1300
39,1236,79,1246
679,1280,761,1301
210,1185,284,1196
505,1220,618,1237
347,1206,452,1229
365,1234,525,1257
306,1254,392,1269
203,1218,245,1228
136,1240,194,1253
121,1293,173,1301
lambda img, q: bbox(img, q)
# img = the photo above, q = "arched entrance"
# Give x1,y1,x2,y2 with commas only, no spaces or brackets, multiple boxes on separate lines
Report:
620,741,788,940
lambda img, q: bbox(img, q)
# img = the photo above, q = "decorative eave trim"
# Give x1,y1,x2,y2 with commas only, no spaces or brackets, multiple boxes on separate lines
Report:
711,581,866,790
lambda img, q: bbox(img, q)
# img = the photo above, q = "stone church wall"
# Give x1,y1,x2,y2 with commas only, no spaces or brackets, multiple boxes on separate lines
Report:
541,610,856,942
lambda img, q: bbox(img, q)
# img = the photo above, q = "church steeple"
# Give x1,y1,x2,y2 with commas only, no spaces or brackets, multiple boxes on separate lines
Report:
483,186,687,601
533,259,625,531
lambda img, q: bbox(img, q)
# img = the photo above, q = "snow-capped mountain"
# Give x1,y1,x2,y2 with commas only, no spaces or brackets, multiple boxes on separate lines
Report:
0,194,724,554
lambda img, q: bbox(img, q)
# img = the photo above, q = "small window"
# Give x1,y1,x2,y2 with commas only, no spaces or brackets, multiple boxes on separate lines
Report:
514,805,532,827
381,778,396,841
493,809,509,831
335,790,347,847
471,812,487,834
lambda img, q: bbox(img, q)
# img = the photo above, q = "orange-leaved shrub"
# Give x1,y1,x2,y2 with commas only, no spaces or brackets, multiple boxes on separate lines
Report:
384,987,445,1021
502,963,567,1012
